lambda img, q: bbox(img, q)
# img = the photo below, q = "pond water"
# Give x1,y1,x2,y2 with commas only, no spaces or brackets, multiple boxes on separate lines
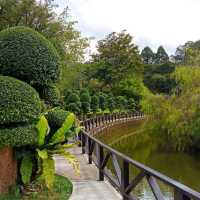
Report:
95,120,200,199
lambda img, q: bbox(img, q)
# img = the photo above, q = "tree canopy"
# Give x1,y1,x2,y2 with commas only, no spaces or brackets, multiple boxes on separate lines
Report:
90,30,143,89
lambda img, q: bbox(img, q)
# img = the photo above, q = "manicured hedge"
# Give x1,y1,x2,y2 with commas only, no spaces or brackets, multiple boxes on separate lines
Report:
45,108,69,130
0,26,60,85
40,85,61,107
0,76,42,125
0,124,38,147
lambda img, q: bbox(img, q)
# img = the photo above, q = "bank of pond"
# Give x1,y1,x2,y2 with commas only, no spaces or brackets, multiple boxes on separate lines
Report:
95,120,200,200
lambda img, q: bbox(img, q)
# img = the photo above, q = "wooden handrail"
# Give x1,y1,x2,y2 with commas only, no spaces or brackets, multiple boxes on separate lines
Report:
79,112,200,200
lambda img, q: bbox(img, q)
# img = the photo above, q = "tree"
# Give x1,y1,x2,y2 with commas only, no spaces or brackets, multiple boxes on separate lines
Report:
80,91,91,114
141,46,155,64
0,0,89,62
91,30,142,89
143,62,176,94
99,93,107,111
155,46,169,64
91,95,99,113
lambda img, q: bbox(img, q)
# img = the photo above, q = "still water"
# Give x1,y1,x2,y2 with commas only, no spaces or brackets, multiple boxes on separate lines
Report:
95,120,200,199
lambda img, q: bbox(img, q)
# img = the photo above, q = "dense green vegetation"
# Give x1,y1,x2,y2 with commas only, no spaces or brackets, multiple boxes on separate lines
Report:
0,175,72,200
1,0,200,198
0,26,61,86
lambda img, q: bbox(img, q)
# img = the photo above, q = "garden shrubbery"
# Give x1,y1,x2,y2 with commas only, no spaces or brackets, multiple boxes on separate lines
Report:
0,26,61,86
0,76,41,125
63,88,137,116
40,84,61,107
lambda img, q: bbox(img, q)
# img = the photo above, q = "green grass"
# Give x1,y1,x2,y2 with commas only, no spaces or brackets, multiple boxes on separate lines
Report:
0,175,73,200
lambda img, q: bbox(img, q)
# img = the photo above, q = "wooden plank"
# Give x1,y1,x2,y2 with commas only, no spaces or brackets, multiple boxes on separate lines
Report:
147,175,165,200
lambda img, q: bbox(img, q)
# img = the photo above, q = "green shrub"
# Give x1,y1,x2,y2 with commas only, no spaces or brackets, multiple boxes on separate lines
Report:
116,96,128,110
81,102,90,114
45,108,69,130
107,97,116,112
0,76,42,125
66,93,80,104
0,124,38,147
67,103,81,115
80,92,91,103
99,94,107,111
91,95,99,112
40,85,61,107
0,26,60,85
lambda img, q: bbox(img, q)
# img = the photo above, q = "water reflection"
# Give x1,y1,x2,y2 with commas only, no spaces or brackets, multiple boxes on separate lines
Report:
95,120,200,199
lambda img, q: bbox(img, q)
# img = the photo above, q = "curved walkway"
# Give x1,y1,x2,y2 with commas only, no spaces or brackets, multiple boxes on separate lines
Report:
55,146,122,200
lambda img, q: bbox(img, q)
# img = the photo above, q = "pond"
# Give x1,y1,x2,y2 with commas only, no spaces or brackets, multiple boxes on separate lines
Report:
95,120,200,200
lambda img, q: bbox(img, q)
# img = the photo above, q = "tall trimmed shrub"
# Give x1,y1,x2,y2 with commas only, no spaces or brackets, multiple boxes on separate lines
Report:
0,76,41,125
0,26,60,86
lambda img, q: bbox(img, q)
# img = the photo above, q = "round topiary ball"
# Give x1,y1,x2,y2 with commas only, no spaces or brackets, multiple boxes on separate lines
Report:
0,26,60,85
0,76,42,125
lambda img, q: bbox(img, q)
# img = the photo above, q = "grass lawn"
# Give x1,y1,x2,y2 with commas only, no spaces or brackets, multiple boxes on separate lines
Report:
0,175,73,200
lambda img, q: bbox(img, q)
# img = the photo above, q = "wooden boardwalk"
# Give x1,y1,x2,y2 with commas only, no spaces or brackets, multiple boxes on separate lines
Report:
55,146,122,200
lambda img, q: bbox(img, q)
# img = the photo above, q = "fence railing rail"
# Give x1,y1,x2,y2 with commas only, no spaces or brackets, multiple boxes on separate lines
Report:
79,112,200,200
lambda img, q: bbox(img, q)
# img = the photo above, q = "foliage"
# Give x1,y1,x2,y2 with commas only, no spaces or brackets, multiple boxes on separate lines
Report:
45,108,69,131
116,96,128,111
91,30,143,89
40,85,61,107
0,26,61,86
99,93,107,111
173,41,200,66
0,175,72,200
17,113,79,189
142,67,200,152
0,0,89,63
154,46,169,64
115,76,150,104
20,155,33,185
141,46,155,64
91,95,100,112
0,76,41,125
67,103,81,115
143,62,176,94
0,124,38,148
107,97,116,112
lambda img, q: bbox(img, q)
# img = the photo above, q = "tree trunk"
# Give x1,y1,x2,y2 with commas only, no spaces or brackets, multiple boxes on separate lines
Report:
0,147,17,194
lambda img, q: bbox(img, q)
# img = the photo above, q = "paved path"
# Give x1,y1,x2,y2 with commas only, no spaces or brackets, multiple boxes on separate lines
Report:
55,146,121,200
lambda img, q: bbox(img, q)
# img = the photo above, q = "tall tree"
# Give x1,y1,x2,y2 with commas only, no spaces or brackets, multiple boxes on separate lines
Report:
0,0,89,62
155,46,169,64
91,30,142,89
141,46,155,64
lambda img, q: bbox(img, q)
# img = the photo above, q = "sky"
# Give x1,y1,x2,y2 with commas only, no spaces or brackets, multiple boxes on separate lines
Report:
55,0,200,56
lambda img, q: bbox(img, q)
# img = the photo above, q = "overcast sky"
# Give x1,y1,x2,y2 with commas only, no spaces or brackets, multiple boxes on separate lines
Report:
55,0,200,55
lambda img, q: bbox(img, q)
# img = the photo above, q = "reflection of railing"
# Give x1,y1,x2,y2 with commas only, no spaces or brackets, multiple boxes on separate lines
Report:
79,113,200,200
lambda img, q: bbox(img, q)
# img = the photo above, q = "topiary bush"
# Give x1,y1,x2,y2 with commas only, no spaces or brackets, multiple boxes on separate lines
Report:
45,108,69,130
0,26,60,85
0,76,42,125
40,85,61,107
0,125,38,148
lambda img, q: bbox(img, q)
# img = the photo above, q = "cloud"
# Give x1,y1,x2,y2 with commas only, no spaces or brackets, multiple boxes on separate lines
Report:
55,0,200,55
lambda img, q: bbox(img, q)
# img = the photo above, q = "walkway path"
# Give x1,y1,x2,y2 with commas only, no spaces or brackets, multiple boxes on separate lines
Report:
55,146,122,200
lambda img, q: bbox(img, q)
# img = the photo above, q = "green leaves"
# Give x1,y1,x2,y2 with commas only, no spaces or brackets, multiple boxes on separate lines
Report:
50,113,75,144
41,158,55,189
37,115,49,146
20,155,33,185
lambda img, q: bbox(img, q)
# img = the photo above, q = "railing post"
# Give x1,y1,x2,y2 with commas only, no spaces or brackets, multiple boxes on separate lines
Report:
121,160,129,200
81,132,86,154
174,189,190,200
97,145,104,181
87,137,92,164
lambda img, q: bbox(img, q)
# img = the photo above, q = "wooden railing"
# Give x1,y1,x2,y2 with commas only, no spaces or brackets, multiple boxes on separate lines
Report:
79,113,200,200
